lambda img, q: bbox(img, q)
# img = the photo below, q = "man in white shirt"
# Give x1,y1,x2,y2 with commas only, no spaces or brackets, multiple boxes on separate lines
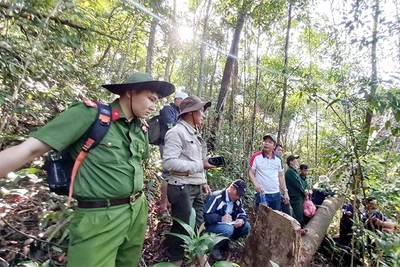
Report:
248,134,290,210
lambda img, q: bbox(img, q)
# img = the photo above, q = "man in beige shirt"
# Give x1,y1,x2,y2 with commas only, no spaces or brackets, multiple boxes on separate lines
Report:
162,96,215,266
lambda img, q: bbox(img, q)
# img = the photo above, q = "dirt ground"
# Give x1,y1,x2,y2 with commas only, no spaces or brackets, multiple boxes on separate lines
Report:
0,175,336,267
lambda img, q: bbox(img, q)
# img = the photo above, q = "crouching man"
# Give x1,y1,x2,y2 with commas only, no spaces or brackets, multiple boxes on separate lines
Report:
204,179,251,260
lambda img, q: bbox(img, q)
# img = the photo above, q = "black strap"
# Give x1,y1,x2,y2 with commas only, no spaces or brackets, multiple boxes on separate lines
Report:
82,102,112,152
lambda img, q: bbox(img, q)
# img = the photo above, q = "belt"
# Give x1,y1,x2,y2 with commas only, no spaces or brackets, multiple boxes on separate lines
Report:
77,191,143,209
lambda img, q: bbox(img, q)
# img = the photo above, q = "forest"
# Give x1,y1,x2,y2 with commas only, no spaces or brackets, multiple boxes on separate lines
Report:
0,0,400,266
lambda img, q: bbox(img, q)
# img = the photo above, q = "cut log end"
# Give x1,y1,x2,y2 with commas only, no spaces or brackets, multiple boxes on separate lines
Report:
241,197,343,267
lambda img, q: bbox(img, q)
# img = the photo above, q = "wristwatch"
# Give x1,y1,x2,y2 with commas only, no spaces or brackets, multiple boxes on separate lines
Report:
283,189,288,192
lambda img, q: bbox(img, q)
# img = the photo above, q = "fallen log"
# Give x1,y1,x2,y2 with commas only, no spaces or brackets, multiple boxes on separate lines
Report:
299,197,342,266
241,196,342,267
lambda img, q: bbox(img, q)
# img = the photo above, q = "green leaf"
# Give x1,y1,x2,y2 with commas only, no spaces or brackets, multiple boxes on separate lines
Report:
40,260,50,267
17,261,39,267
385,120,391,130
46,213,73,242
152,263,178,267
57,228,70,245
212,261,241,267
171,217,196,238
167,232,192,244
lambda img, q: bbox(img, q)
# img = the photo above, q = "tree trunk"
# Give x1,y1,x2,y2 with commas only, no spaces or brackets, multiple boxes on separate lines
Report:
277,2,292,143
116,15,140,82
164,0,176,82
314,101,318,168
146,17,158,74
241,196,342,267
197,0,213,97
299,197,343,265
362,0,379,151
228,61,238,130
250,26,261,146
214,8,246,131
207,51,219,99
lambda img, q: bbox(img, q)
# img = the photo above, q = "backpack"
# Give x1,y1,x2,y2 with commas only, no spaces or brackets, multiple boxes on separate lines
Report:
147,115,161,145
44,100,112,206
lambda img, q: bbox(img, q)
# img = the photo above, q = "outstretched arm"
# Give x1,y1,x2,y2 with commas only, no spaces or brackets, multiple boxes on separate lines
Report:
0,137,51,177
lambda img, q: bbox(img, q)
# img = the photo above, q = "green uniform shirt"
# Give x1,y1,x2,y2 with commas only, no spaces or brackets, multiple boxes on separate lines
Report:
299,174,308,191
31,99,149,200
285,166,306,202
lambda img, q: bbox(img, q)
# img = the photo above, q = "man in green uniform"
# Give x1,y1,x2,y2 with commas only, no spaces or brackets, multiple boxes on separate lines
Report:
0,72,175,266
285,155,308,230
299,164,309,192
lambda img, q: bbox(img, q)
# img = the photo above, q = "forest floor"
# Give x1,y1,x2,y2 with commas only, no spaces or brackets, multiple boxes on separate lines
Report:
0,174,336,267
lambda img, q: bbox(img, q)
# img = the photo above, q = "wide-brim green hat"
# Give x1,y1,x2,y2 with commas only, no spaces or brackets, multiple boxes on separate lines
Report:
102,72,175,98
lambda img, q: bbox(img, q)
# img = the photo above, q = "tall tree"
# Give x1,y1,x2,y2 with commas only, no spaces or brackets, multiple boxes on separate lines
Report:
197,0,213,97
214,0,249,132
277,1,293,143
146,17,158,74
164,0,177,82
361,0,380,151
250,25,262,148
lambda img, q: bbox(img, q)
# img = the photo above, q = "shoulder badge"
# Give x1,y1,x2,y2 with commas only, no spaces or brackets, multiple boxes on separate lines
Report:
112,108,120,121
82,98,98,108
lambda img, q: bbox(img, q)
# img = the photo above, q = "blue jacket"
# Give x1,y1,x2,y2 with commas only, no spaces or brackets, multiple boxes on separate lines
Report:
159,103,179,145
204,189,247,226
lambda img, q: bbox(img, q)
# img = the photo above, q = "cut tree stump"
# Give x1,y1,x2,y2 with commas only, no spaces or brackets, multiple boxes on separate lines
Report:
241,196,342,267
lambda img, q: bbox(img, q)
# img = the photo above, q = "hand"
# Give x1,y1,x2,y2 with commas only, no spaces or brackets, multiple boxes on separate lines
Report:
221,214,232,223
304,191,309,198
374,218,383,227
254,183,263,193
284,191,290,204
202,184,212,195
203,157,216,170
345,211,353,216
234,218,244,228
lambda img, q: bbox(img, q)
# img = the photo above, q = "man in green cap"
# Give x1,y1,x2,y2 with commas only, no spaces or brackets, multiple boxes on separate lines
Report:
285,155,308,234
0,72,175,266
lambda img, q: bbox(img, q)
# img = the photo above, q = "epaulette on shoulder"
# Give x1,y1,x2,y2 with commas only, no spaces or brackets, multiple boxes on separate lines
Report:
82,98,98,108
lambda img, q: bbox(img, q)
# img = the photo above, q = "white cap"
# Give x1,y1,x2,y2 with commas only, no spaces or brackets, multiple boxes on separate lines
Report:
319,175,330,183
175,92,188,99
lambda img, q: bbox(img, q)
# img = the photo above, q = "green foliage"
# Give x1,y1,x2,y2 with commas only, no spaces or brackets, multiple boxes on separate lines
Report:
153,261,241,267
167,217,228,264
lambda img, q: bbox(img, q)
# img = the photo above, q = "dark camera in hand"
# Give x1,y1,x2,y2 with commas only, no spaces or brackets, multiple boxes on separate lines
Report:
208,156,226,167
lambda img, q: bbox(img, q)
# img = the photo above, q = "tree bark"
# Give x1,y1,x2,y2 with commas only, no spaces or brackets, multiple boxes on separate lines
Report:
250,26,261,147
214,8,246,131
164,0,177,82
241,196,343,267
197,0,213,97
277,2,293,143
146,17,158,74
299,197,343,266
115,15,140,82
241,205,301,267
228,61,238,130
362,0,379,151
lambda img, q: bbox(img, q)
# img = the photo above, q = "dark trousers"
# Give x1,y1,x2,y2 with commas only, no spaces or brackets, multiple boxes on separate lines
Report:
281,194,291,215
291,199,305,227
166,184,204,262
